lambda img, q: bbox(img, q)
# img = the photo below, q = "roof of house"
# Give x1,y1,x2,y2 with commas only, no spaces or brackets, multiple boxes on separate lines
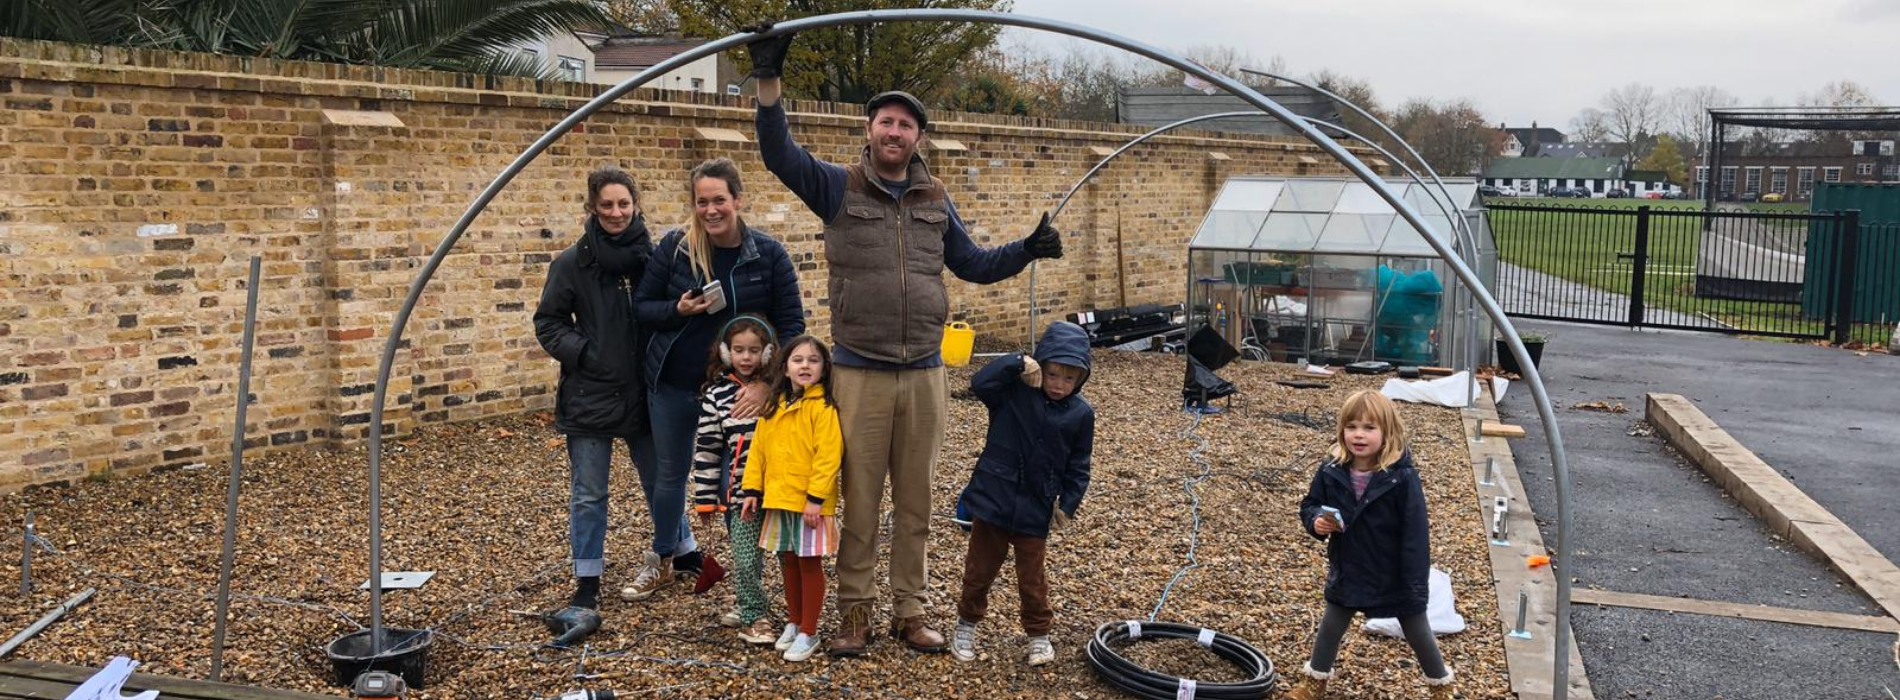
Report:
593,37,708,69
1538,142,1627,159
1505,127,1566,145
1483,156,1625,180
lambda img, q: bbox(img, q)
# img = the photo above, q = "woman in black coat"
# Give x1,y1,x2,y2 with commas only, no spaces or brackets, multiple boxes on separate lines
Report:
624,157,805,602
533,166,654,632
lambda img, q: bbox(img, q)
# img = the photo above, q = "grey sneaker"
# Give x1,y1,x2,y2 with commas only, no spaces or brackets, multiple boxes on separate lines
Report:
718,608,743,628
950,621,978,662
1026,636,1055,667
618,551,670,601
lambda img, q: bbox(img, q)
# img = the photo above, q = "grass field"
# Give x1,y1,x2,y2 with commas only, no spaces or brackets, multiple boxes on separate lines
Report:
1483,199,1886,343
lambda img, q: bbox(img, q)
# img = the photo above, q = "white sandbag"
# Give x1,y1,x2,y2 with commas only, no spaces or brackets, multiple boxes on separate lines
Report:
1378,372,1508,408
1363,568,1465,638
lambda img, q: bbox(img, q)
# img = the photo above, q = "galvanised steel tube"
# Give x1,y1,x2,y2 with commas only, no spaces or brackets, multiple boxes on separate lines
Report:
364,14,1574,698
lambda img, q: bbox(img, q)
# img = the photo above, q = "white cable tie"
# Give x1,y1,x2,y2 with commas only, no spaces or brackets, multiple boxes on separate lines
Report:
1196,627,1216,647
1175,678,1197,700
1126,620,1143,639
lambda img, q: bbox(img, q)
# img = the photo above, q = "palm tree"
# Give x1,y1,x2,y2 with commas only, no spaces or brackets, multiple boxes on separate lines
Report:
2,0,614,79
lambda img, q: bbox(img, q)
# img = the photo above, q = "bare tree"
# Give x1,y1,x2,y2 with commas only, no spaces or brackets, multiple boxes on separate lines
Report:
1568,107,1609,143
1664,85,1737,156
1801,79,1879,108
1600,83,1660,160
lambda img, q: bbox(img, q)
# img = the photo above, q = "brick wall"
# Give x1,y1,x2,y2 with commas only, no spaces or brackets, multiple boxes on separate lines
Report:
0,38,1373,489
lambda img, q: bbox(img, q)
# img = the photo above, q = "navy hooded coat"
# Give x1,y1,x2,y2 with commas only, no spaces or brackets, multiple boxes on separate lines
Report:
960,322,1095,538
1297,451,1432,618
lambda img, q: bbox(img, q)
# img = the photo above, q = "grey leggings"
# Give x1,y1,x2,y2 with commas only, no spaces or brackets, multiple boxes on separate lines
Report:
1310,603,1448,679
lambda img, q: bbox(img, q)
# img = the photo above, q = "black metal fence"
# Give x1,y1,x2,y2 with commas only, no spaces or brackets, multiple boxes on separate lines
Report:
1488,203,1893,344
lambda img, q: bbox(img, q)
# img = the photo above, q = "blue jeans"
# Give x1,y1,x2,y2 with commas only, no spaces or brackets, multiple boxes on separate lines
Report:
566,432,656,577
645,382,702,559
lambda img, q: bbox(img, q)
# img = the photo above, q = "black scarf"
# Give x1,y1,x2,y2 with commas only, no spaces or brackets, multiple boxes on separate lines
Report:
586,214,651,277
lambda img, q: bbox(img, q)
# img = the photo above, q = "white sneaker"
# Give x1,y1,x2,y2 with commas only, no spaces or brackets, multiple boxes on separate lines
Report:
718,608,743,628
773,623,800,651
783,633,822,662
950,621,978,662
1026,636,1055,667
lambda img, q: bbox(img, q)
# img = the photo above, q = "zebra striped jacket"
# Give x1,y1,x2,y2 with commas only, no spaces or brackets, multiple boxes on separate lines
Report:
692,374,759,512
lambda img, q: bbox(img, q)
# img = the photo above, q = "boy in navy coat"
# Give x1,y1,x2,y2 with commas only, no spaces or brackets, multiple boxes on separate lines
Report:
950,322,1094,667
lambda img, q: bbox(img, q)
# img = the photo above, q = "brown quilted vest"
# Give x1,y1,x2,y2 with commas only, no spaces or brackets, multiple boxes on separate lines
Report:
824,149,953,364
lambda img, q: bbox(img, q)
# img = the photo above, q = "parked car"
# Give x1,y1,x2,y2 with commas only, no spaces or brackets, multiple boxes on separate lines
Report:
1739,192,1760,202
1662,191,1687,200
1546,187,1589,199
1606,189,1630,198
1643,192,1665,199
1480,185,1504,197
1761,192,1786,203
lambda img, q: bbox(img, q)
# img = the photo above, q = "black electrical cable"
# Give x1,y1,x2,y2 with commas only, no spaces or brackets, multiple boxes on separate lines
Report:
1084,620,1275,700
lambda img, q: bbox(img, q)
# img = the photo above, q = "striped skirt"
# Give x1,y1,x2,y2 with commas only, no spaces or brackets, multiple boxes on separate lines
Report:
758,508,839,557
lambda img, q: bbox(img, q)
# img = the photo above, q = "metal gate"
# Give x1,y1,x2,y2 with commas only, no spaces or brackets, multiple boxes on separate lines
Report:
1488,203,1878,343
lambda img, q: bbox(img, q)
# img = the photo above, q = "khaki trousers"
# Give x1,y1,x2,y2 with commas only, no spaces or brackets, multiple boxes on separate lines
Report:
832,364,946,619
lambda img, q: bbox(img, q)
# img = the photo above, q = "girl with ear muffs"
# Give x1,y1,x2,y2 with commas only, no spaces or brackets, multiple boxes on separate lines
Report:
690,314,783,643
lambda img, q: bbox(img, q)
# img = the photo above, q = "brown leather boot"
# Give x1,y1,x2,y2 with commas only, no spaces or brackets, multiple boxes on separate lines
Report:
890,615,947,653
1282,662,1333,700
1425,669,1456,700
827,603,874,657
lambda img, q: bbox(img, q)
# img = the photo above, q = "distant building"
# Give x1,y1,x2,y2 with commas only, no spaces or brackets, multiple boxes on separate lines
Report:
1481,156,1677,197
1693,139,1898,202
1497,123,1566,157
592,35,742,95
1117,86,1343,137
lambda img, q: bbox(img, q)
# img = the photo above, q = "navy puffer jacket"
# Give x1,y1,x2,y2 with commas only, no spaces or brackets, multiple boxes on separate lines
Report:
960,322,1095,538
1298,451,1431,618
632,226,805,390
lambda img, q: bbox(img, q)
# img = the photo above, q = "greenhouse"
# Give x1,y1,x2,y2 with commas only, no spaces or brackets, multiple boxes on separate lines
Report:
1186,175,1496,367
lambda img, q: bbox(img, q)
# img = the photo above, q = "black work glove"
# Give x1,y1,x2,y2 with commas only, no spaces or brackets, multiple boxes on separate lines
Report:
1024,212,1063,259
743,22,795,79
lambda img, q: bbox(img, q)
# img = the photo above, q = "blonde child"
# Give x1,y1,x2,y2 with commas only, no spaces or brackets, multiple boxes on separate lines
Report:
1287,390,1455,700
690,315,779,643
738,336,842,662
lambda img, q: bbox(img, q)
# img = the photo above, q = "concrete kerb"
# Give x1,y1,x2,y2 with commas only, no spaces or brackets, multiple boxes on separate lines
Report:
1466,391,1596,700
1644,393,1900,623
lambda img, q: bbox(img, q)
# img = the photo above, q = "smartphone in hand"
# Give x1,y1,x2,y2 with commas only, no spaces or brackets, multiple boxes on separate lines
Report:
1318,505,1346,531
700,280,727,314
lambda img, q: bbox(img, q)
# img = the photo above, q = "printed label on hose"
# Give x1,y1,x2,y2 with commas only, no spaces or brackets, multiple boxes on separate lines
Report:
1126,620,1143,638
1175,678,1197,700
1196,627,1216,647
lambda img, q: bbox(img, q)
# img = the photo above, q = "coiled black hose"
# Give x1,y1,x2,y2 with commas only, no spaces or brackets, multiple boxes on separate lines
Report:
1084,620,1275,700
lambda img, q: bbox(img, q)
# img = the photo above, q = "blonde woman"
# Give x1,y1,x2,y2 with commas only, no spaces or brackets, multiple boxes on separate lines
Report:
627,157,805,601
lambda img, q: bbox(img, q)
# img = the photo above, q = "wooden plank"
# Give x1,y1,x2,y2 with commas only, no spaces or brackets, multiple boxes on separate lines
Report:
1481,422,1527,438
1647,393,1900,622
1572,588,1900,634
1464,396,1597,700
0,659,336,700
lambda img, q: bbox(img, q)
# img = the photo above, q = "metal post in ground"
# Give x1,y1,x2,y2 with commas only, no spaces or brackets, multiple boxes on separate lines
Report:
1832,210,1862,345
210,255,261,681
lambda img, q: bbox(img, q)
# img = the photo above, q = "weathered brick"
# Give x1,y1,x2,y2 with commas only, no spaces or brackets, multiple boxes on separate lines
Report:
149,402,191,418
17,351,64,366
157,355,198,370
0,372,27,385
268,346,304,359
22,384,68,401
146,118,190,131
328,327,373,341
110,390,154,406
161,446,203,461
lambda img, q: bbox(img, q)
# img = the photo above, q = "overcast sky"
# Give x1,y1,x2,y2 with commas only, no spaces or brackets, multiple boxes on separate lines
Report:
1008,0,1899,129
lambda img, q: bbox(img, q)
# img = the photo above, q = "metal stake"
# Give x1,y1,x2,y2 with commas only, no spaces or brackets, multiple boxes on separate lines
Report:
1481,456,1497,487
1490,495,1511,546
210,255,261,681
1475,417,1486,443
0,587,93,657
1510,589,1534,639
20,512,32,596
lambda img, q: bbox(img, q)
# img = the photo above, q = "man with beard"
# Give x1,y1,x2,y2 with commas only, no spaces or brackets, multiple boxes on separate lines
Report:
746,28,1065,656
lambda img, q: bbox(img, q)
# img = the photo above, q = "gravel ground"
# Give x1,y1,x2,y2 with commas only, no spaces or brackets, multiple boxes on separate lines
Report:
0,352,1509,699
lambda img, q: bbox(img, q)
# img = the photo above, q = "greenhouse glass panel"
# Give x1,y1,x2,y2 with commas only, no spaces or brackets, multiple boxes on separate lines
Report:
1273,180,1346,212
1251,213,1328,251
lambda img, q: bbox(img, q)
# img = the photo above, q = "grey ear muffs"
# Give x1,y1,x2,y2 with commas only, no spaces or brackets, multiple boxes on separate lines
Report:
717,315,777,369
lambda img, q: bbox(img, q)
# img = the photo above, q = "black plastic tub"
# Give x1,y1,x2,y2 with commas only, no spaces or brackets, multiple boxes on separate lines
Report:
326,627,432,689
